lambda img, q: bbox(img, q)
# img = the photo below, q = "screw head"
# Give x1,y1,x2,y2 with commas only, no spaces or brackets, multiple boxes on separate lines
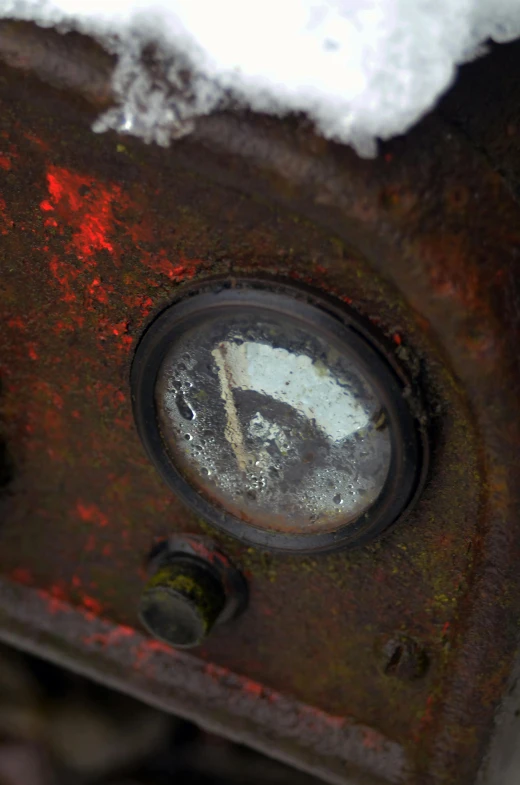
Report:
379,634,429,681
139,557,227,649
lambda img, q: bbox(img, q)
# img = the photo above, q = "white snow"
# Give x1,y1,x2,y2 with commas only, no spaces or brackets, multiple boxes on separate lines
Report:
0,0,520,156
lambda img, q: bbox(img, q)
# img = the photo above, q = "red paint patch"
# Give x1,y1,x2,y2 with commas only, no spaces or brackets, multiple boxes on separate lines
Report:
76,501,109,528
0,154,11,171
37,589,70,616
393,333,402,345
7,316,26,331
87,277,113,304
123,294,154,318
132,638,178,669
243,680,263,697
141,249,202,282
143,639,175,655
11,568,33,585
24,132,49,150
90,382,127,412
51,317,84,335
83,626,134,648
49,257,79,303
82,595,102,615
0,197,13,235
43,166,125,266
50,583,67,600
97,318,133,353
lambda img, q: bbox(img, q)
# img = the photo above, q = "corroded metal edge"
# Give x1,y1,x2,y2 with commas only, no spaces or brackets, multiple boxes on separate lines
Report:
0,20,113,107
0,579,406,785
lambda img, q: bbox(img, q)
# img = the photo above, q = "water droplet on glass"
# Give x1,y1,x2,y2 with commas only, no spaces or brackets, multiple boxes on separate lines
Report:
184,434,192,441
333,494,343,504
176,392,195,421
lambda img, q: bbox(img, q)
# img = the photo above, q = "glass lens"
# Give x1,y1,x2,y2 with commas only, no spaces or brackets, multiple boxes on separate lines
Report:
155,308,391,534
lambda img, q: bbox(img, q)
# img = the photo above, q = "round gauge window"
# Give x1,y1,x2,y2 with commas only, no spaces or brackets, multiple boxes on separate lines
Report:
132,281,425,553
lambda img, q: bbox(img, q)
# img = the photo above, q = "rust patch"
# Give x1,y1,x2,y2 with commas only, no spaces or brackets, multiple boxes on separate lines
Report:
0,27,519,785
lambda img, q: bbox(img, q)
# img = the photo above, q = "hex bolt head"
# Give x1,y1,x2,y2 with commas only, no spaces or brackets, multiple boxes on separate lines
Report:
138,536,247,649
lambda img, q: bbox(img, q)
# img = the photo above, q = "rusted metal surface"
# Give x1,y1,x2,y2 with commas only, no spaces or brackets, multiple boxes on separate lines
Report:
0,20,113,107
0,21,519,785
0,576,405,785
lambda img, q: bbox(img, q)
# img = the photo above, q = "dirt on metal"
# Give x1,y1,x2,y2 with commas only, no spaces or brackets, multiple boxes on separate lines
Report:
0,22,519,785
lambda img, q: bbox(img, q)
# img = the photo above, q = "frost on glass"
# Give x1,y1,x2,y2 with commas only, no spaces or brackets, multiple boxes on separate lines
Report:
155,311,391,534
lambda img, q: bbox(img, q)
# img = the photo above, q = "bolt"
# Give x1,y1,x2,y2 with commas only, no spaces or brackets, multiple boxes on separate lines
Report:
139,557,227,649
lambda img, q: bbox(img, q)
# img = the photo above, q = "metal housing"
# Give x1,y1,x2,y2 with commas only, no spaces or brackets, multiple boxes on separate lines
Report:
0,21,519,785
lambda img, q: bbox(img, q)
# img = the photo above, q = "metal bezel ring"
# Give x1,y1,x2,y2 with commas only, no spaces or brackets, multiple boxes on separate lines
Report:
131,278,428,554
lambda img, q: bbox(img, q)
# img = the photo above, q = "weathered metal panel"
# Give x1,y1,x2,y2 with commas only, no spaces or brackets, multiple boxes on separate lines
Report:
0,23,519,785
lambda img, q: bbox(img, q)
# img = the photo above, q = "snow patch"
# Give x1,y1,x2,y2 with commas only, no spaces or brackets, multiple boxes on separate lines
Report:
1,0,520,156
